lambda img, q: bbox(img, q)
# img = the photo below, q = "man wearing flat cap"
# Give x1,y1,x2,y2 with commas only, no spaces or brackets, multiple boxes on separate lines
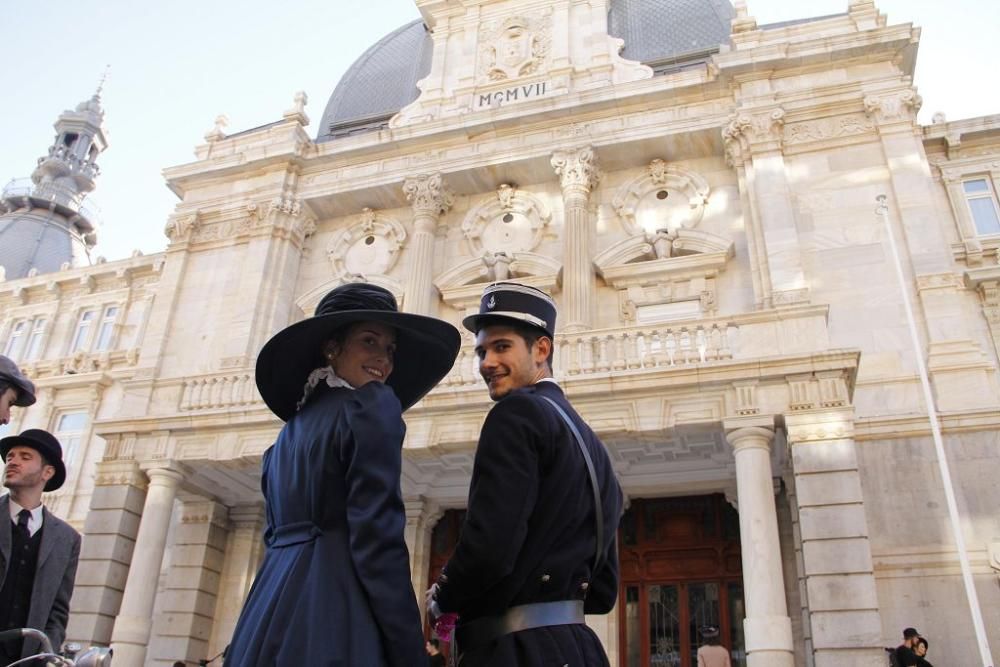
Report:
427,282,623,666
0,358,81,664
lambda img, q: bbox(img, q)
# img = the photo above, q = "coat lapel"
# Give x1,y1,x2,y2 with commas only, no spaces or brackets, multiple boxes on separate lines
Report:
36,505,59,570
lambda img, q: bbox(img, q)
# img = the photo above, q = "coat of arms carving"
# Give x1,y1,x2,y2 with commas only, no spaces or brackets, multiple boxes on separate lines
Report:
478,14,551,82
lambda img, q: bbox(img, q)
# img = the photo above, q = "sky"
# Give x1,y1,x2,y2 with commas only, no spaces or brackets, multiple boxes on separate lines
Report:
1,0,998,263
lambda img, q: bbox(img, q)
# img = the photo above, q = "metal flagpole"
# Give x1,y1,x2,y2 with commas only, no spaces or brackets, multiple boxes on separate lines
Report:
875,194,994,667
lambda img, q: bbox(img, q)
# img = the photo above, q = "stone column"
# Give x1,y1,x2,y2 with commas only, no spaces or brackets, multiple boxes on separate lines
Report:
724,423,794,667
149,500,229,665
785,409,884,667
403,173,453,316
208,504,265,659
551,146,601,332
66,459,148,647
110,463,185,665
404,497,443,617
723,107,809,308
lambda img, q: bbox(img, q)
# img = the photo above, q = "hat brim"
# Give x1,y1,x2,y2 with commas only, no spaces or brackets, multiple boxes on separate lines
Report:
462,312,553,338
256,309,461,421
0,435,66,491
0,373,36,407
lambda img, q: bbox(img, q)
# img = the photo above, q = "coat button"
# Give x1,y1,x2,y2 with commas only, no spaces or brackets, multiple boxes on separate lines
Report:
580,582,590,591
540,574,551,582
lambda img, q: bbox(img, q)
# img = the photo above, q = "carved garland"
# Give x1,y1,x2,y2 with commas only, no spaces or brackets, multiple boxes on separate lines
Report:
612,159,711,236
327,208,407,282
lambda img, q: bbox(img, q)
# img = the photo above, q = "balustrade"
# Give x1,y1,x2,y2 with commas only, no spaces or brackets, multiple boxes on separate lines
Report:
442,320,739,387
179,372,258,411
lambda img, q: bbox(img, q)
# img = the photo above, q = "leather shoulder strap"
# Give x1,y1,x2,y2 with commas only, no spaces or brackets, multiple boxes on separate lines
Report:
539,396,605,574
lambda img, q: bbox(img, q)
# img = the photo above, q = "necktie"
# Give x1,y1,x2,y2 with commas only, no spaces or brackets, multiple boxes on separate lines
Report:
17,508,31,538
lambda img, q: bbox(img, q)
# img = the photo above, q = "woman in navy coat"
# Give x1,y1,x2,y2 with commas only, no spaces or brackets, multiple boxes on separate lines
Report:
226,283,460,667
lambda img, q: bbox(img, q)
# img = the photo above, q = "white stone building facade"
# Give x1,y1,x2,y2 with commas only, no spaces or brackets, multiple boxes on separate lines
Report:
2,1,1000,665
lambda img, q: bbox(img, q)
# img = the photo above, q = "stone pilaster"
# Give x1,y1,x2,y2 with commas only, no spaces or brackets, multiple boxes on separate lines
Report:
404,497,444,617
403,173,453,315
207,504,265,660
148,500,229,666
551,146,600,332
66,460,148,648
785,410,885,667
783,472,815,667
110,462,185,666
724,422,795,667
723,107,809,308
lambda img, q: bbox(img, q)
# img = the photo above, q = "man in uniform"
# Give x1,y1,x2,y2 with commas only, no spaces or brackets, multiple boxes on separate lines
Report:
427,282,622,666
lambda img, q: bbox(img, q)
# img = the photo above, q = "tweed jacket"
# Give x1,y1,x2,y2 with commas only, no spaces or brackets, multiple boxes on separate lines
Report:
0,494,81,660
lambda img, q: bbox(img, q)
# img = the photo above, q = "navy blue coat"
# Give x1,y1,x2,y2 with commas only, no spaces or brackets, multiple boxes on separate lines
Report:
435,381,622,666
226,381,425,667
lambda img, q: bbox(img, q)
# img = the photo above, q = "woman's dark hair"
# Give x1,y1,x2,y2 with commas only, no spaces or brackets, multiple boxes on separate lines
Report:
428,638,440,649
917,637,928,650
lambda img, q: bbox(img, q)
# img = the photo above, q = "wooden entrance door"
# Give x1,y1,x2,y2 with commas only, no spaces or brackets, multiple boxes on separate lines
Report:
619,495,746,667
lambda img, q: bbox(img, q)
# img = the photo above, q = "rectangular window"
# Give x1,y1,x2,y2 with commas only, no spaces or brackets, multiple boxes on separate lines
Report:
94,306,119,351
963,178,1000,236
54,411,88,470
70,310,96,352
24,318,47,361
3,320,27,359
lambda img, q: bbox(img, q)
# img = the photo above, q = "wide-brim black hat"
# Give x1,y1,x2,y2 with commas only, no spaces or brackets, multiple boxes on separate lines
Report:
0,354,37,407
462,282,557,338
256,283,461,421
0,428,66,491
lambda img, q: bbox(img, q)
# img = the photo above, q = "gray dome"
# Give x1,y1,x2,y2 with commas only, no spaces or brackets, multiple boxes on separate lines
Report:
316,0,734,141
0,208,91,280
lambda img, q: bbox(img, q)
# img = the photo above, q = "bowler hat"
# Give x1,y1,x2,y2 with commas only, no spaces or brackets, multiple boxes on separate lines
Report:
0,428,66,491
0,355,37,407
699,625,720,639
462,282,557,338
255,282,461,421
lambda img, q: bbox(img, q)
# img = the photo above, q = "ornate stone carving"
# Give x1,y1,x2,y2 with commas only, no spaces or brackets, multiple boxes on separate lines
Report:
613,159,710,236
723,108,785,165
863,89,922,125
783,114,876,145
327,208,407,281
403,173,454,218
164,212,201,244
462,185,552,255
477,13,552,83
551,146,601,193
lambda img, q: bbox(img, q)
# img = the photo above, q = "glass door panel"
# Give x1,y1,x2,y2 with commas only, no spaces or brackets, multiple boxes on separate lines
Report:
648,584,681,666
728,582,747,667
686,582,721,666
624,585,641,667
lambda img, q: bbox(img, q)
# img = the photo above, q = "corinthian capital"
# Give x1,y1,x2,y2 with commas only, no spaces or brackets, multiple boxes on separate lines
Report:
551,146,601,193
722,107,785,165
863,89,922,125
403,173,454,218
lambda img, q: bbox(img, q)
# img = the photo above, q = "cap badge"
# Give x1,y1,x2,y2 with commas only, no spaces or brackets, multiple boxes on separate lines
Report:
487,295,496,309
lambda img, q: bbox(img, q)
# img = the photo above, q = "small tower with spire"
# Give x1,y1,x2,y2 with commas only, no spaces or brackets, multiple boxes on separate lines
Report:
0,75,109,280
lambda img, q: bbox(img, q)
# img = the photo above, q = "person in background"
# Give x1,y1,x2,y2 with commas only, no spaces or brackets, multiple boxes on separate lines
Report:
895,627,934,666
1,428,81,664
696,625,731,667
913,637,933,666
426,638,445,667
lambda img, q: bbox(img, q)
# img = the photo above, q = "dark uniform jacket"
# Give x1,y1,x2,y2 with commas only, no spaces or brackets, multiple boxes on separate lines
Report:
226,382,425,667
0,495,81,662
436,381,622,666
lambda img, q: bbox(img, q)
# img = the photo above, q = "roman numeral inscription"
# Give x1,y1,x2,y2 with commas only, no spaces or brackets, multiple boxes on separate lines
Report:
476,81,550,108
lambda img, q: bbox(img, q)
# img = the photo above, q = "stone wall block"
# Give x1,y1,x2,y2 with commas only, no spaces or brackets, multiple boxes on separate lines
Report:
794,471,864,506
798,504,869,540
89,485,147,514
79,533,137,563
82,507,143,536
813,649,888,667
170,542,227,572
790,440,858,474
809,610,883,648
159,589,219,618
801,538,875,575
805,573,879,611
75,558,130,589
165,565,223,595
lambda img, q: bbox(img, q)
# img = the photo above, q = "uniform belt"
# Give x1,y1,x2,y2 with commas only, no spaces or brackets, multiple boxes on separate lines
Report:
455,600,585,654
265,521,322,548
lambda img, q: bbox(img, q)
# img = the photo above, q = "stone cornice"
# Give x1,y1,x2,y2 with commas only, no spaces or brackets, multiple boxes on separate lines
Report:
0,253,164,301
854,408,1000,440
